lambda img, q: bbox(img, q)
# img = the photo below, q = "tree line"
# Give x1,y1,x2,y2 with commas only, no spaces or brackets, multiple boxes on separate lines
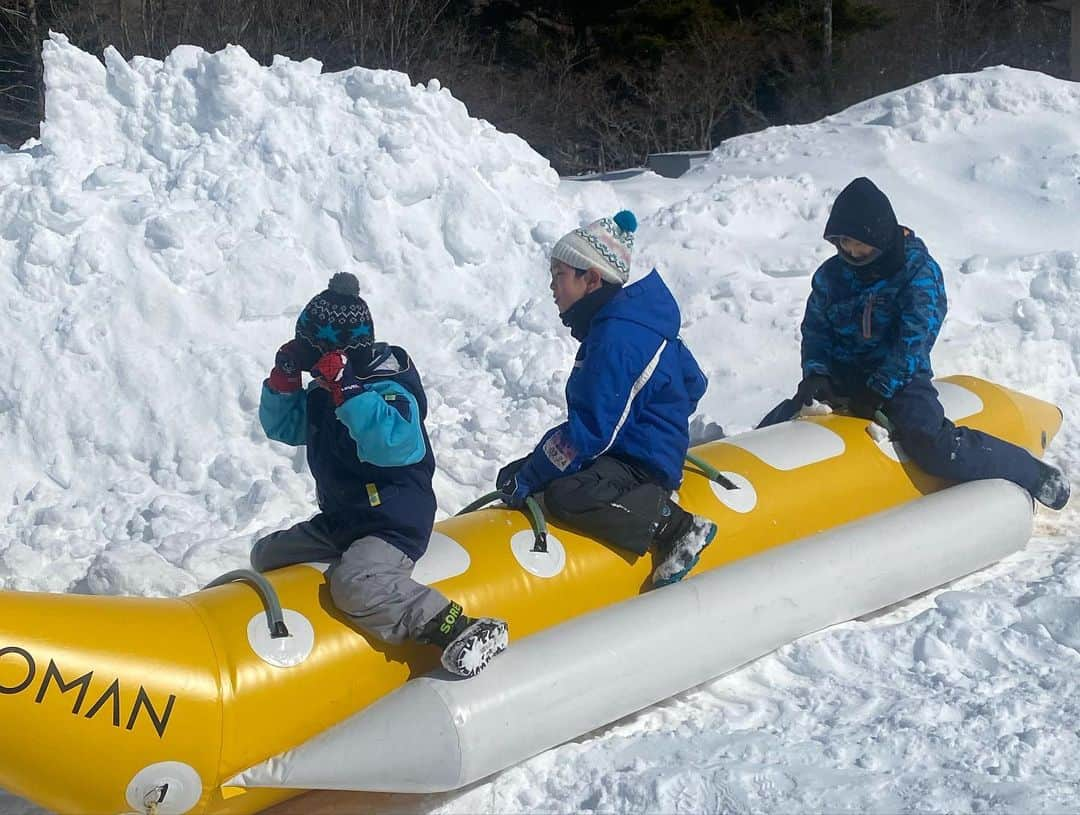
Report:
0,0,1070,174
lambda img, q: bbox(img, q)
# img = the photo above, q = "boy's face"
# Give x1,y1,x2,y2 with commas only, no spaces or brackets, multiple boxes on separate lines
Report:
550,260,599,313
834,236,882,266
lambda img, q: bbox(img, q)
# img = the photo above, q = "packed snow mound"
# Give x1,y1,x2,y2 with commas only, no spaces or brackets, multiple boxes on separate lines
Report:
39,33,560,271
696,66,1080,259
0,33,576,593
602,66,1080,438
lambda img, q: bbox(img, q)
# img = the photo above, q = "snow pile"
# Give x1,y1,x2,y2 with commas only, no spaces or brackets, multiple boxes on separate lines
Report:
0,33,570,595
598,67,1080,436
3,36,1080,815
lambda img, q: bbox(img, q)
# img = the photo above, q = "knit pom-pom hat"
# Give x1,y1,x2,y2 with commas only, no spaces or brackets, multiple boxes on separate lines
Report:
296,272,374,355
550,210,637,285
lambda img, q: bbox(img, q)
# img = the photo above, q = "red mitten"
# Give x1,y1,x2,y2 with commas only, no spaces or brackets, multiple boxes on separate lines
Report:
311,351,362,407
268,340,304,394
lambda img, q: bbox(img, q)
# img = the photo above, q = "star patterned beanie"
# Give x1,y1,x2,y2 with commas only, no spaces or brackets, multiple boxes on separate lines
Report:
295,272,374,356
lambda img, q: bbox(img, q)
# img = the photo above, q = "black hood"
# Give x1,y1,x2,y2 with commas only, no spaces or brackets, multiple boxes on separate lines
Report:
824,177,899,252
824,177,906,277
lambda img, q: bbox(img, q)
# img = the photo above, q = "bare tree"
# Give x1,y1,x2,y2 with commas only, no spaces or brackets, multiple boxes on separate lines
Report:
0,0,1071,170
0,1,42,137
823,0,834,100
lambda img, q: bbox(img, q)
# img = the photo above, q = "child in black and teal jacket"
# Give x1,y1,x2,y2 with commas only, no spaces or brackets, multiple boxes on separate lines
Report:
252,273,508,677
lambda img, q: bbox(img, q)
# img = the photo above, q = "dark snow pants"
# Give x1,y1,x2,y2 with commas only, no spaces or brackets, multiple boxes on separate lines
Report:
543,455,688,556
251,520,448,644
758,374,1044,495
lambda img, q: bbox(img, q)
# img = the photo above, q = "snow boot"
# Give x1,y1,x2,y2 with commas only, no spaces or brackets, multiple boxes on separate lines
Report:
652,514,718,587
1033,461,1071,511
419,602,509,678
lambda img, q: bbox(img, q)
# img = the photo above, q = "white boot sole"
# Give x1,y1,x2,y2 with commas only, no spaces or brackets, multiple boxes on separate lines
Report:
442,619,509,678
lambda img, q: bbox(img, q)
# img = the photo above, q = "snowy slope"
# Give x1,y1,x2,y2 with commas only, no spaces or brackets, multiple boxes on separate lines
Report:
2,35,1080,814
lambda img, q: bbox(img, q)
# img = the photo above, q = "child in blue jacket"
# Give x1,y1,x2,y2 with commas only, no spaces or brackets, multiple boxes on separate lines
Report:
253,273,508,677
759,177,1069,510
496,212,716,587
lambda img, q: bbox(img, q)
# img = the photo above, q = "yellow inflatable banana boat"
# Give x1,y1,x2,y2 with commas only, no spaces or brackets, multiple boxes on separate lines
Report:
0,375,1062,815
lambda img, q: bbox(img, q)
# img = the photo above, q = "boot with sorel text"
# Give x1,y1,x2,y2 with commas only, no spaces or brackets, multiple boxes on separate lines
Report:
418,602,509,678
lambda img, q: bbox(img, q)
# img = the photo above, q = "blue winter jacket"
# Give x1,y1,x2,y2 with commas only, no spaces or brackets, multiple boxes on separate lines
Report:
802,229,947,400
517,269,708,493
258,343,437,561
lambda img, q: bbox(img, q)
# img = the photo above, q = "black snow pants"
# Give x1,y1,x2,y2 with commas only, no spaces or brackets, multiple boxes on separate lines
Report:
543,455,689,556
758,374,1044,495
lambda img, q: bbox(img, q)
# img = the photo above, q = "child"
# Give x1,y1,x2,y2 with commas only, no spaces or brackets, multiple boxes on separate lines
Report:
496,211,716,587
759,177,1070,511
252,272,509,677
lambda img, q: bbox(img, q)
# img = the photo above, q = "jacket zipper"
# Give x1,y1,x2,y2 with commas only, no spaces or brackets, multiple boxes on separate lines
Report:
862,293,875,339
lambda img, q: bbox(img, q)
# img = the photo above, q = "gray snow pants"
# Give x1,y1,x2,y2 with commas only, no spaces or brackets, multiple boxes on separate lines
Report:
250,521,449,645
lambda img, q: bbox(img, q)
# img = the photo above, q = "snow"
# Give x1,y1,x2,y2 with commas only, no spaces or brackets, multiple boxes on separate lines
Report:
2,34,1080,813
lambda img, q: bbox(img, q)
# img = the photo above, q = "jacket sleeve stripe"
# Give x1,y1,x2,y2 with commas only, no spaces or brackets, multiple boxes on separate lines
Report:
596,339,668,458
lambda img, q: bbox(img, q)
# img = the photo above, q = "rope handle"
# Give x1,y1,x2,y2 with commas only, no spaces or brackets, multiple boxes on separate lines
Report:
456,490,503,516
684,453,737,490
143,783,168,815
456,491,549,553
204,569,291,639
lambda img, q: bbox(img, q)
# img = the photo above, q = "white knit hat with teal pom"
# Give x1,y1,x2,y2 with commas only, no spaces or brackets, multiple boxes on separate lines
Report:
550,210,637,285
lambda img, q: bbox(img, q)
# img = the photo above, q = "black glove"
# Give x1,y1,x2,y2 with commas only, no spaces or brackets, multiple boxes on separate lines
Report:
496,456,529,488
794,374,838,407
495,456,532,509
847,387,886,420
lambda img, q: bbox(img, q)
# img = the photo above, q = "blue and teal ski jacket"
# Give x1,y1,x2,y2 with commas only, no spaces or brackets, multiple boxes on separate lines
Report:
517,269,708,494
802,229,947,400
258,343,436,561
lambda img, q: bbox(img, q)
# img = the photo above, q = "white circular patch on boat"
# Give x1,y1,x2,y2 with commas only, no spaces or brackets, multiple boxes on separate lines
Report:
412,531,471,585
247,609,315,667
709,472,757,513
510,530,566,578
936,381,984,421
125,762,202,814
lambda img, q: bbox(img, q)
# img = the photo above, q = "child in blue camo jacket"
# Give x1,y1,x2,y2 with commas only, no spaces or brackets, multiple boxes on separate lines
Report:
759,177,1069,511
